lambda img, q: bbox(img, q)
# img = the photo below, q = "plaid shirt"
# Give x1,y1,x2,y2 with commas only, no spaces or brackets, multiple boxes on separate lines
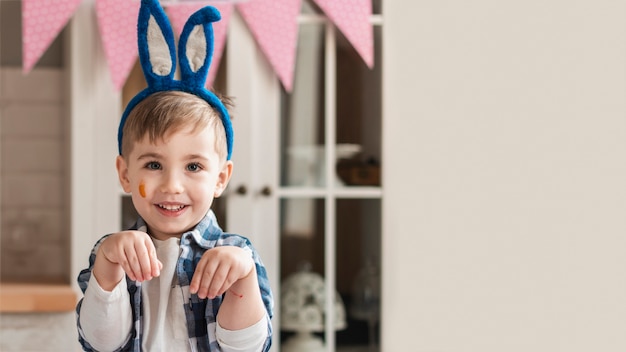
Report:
76,211,274,351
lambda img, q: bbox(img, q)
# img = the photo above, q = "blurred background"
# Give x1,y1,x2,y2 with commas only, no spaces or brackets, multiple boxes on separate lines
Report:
1,1,626,351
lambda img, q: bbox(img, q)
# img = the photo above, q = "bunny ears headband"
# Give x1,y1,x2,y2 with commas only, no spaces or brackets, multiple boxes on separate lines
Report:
117,0,234,160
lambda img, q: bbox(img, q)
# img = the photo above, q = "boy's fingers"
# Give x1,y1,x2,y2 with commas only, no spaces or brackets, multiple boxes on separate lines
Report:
196,260,221,299
135,240,158,280
113,248,134,281
151,258,162,278
190,258,207,294
144,238,161,278
123,246,143,281
215,270,236,298
120,261,136,281
207,265,229,298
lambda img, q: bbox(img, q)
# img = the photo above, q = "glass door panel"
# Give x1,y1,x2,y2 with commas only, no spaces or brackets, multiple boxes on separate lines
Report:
335,199,381,351
280,22,326,188
280,198,326,277
279,198,326,347
336,27,383,189
372,0,382,14
277,3,383,351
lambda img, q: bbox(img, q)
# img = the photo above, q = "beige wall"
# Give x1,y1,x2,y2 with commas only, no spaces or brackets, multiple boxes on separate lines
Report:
382,1,626,351
1,69,69,283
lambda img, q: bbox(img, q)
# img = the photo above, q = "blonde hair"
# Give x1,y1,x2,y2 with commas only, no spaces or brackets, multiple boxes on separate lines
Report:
120,91,231,160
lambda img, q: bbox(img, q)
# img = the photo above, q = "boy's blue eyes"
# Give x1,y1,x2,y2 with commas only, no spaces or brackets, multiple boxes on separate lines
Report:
146,161,161,170
143,161,203,172
186,163,201,172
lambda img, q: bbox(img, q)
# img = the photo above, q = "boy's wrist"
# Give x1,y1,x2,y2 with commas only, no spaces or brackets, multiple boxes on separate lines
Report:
93,246,125,291
97,245,114,265
229,264,257,293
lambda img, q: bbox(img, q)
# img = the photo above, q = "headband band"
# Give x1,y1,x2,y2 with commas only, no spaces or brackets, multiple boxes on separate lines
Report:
117,0,233,160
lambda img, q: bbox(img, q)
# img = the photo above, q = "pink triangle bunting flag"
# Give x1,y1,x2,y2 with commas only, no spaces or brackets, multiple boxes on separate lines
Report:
22,0,82,74
95,0,141,91
237,0,301,92
311,0,374,68
165,2,233,89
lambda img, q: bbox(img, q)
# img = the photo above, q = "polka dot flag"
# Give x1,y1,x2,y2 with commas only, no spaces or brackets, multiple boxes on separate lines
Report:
96,0,141,91
312,0,374,68
22,0,82,74
237,0,301,92
22,0,373,92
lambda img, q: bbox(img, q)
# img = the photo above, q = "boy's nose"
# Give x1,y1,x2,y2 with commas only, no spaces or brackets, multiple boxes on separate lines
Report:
161,171,184,194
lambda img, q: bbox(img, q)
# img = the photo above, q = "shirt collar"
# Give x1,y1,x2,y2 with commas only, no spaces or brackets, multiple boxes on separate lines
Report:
135,210,223,248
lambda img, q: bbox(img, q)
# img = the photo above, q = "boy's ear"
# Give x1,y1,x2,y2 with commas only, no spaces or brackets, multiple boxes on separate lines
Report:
214,160,233,197
116,155,132,193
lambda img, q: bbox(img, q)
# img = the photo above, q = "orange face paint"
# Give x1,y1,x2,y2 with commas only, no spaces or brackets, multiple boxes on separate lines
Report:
139,182,146,198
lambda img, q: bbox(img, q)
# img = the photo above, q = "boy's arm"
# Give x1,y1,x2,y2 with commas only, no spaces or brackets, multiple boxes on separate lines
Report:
216,314,270,352
215,266,270,352
92,245,126,290
77,231,161,351
78,275,133,351
190,246,268,329
190,245,273,350
216,266,267,329
76,235,134,352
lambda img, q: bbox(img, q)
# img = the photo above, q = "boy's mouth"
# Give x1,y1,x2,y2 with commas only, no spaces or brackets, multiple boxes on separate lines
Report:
157,204,186,211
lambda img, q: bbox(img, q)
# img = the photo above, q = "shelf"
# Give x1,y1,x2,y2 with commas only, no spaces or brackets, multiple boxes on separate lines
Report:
0,283,77,313
277,186,383,199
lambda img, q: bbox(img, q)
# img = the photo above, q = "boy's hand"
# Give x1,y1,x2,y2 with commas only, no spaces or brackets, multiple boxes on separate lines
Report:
98,231,162,282
190,246,254,299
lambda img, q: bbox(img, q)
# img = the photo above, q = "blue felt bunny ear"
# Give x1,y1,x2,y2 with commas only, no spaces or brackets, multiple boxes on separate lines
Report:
177,6,233,160
178,6,221,85
137,0,176,88
118,0,233,160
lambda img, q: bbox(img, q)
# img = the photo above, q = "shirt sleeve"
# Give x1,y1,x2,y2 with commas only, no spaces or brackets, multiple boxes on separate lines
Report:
216,314,270,352
79,274,133,351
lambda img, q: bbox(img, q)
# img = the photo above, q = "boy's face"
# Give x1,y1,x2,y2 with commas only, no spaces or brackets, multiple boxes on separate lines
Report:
116,124,232,240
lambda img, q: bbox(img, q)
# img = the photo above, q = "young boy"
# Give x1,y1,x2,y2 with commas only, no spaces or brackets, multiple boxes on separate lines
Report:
76,2,272,351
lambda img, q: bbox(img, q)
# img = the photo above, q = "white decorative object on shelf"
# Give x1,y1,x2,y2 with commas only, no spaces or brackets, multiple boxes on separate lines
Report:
281,262,347,352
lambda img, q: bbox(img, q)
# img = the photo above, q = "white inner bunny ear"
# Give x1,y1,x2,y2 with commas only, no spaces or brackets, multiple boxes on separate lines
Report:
147,15,173,76
186,25,207,73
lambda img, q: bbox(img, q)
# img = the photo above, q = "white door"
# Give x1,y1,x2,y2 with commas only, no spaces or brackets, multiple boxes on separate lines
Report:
224,8,282,347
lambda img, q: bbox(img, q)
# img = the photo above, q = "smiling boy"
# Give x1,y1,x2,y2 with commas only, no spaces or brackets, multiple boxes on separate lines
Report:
76,91,273,352
75,2,273,351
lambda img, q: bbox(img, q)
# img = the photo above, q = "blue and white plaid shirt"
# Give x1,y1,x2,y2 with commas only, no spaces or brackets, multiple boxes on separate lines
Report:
76,211,274,351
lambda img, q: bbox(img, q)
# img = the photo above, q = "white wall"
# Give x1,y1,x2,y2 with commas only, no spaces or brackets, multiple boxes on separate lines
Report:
68,1,122,296
382,1,626,351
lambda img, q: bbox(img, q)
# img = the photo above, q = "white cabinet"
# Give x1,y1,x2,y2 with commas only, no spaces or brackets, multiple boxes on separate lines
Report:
115,3,383,351
224,6,383,352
